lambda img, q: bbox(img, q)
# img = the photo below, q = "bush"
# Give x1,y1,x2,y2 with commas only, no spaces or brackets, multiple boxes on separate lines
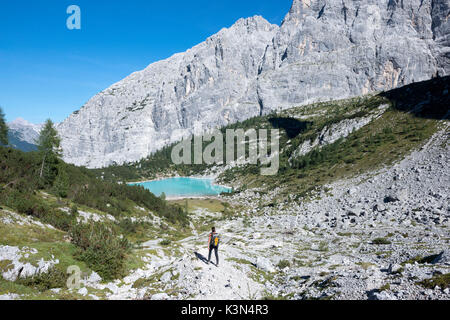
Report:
0,188,75,231
1,189,35,215
69,222,130,280
16,266,67,291
70,205,78,215
418,273,450,289
159,239,171,246
117,217,151,235
372,238,391,245
53,166,69,198
41,209,75,232
277,260,291,269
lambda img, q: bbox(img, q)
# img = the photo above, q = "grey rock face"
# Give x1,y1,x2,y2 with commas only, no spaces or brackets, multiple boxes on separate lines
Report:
431,0,450,73
58,0,450,168
58,17,278,168
258,0,448,113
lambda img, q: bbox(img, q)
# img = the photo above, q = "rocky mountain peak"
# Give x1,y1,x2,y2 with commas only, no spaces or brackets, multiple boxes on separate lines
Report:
283,0,313,23
231,15,276,30
57,0,449,168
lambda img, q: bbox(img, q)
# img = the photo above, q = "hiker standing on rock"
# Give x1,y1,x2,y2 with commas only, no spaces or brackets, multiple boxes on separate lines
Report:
207,227,220,267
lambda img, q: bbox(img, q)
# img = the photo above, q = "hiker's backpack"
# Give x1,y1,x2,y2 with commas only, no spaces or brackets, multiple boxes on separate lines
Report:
211,233,220,247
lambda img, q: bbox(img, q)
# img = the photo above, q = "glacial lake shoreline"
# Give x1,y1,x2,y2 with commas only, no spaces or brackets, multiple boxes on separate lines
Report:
129,176,232,199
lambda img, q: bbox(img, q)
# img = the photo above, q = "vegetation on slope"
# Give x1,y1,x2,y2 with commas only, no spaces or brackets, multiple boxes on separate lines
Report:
0,117,190,285
0,147,188,226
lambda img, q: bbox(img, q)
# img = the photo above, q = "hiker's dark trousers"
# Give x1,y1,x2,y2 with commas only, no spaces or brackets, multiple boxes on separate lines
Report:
208,245,219,265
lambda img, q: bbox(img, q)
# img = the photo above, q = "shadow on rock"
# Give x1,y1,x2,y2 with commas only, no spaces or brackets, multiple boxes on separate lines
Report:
194,251,209,265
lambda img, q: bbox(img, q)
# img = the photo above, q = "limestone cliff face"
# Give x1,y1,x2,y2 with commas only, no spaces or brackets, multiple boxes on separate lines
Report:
257,0,449,112
58,0,449,168
58,17,278,168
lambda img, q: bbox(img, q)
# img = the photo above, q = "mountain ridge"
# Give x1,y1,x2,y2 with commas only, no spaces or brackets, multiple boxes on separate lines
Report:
6,118,42,152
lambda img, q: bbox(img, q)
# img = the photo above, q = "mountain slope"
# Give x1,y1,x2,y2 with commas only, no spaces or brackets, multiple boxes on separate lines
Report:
7,131,38,152
58,0,450,169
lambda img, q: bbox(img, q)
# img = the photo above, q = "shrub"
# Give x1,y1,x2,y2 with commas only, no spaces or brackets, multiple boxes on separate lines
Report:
1,189,35,215
418,273,450,289
117,217,151,235
277,260,291,269
53,166,69,198
372,238,392,245
0,188,74,231
69,222,130,280
159,239,171,246
70,205,78,215
41,209,75,232
16,266,67,291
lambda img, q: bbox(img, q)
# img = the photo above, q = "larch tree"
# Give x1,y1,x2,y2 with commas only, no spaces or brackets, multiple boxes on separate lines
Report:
37,119,62,185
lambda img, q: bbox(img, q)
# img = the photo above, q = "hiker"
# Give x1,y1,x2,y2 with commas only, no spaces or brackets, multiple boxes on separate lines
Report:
207,227,220,266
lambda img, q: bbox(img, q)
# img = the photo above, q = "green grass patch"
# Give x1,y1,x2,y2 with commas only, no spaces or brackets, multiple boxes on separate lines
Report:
372,238,392,245
418,273,450,289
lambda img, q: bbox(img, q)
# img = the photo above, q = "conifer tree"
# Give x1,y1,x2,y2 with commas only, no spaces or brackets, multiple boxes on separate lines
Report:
37,119,62,185
0,107,8,146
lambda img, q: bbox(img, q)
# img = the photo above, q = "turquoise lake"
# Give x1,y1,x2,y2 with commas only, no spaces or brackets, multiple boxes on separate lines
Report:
130,177,232,198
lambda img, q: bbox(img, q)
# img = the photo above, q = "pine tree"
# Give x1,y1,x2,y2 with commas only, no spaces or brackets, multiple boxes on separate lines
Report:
54,165,69,198
38,119,62,185
0,107,8,146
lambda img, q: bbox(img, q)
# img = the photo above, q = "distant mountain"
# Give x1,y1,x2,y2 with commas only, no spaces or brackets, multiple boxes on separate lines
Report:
58,0,450,168
6,118,42,152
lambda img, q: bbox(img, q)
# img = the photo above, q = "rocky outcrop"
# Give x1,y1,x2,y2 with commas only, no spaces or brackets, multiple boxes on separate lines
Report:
257,0,448,112
290,104,388,160
58,0,450,168
0,245,59,281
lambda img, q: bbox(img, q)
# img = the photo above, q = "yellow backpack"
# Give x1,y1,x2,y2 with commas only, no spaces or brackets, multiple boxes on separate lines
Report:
211,233,220,247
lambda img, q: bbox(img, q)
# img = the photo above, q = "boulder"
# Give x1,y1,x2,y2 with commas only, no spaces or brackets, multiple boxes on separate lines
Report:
388,264,402,274
432,250,450,265
151,293,170,300
373,203,387,212
77,287,88,296
384,189,408,203
255,257,275,273
84,271,102,284
369,291,397,300
160,271,172,283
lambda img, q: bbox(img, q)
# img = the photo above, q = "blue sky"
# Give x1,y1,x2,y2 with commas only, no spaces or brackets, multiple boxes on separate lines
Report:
0,0,292,124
